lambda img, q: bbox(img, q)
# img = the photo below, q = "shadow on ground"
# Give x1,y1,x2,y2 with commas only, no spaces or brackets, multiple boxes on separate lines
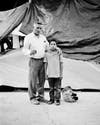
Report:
0,85,100,92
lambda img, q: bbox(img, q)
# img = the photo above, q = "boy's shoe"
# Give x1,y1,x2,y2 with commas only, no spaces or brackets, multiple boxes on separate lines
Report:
30,98,40,105
55,100,60,105
47,99,54,104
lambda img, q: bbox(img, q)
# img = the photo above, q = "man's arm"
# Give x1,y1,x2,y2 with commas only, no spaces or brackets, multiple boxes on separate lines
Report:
44,54,48,80
22,36,31,56
22,36,37,57
44,37,49,52
44,62,48,80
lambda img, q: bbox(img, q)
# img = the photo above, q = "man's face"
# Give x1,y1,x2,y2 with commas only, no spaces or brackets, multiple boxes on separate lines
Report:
34,26,42,35
49,41,57,50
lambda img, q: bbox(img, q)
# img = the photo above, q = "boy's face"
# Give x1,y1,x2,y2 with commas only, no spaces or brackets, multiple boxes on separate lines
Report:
49,41,57,50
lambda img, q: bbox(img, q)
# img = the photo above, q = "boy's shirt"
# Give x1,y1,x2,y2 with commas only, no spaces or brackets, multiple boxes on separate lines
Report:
44,47,63,78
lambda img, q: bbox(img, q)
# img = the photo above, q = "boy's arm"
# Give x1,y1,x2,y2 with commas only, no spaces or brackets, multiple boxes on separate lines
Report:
59,51,63,79
60,62,63,79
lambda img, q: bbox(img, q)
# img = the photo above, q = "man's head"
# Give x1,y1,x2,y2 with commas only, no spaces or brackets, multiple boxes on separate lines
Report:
49,40,57,50
33,24,42,36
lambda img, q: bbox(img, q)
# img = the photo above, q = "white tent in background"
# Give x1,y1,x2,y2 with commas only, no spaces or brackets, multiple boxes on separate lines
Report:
11,23,25,48
12,23,25,36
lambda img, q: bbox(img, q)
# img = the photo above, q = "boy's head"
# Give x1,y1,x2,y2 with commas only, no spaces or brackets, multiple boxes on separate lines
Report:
49,40,57,50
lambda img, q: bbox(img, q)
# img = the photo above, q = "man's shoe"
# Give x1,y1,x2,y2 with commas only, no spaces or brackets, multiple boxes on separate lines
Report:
47,100,54,104
30,99,40,105
36,96,48,103
55,100,60,105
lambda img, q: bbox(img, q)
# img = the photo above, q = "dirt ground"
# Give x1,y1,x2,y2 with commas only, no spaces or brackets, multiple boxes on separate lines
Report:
0,49,100,125
0,92,100,125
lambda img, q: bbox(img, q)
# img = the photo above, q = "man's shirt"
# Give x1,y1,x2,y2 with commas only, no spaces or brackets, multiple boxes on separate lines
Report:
23,33,49,59
44,48,63,78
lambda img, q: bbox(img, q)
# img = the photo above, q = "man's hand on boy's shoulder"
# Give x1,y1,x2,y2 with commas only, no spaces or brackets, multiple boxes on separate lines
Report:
56,47,62,55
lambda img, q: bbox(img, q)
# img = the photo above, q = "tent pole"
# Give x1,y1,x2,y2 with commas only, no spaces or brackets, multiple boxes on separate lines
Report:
12,35,20,49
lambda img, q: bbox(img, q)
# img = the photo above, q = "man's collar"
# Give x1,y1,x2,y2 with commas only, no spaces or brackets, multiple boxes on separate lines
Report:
34,33,41,37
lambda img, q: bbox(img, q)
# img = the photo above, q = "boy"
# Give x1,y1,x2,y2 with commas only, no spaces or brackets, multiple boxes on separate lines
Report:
44,40,63,105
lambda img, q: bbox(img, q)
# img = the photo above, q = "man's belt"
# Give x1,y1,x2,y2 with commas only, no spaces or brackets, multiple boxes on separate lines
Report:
30,57,44,60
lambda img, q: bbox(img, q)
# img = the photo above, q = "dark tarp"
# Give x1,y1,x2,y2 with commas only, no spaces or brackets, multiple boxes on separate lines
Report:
0,0,100,62
0,3,28,40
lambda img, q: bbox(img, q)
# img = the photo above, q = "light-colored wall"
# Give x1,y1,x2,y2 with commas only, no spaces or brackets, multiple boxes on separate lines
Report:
12,35,20,48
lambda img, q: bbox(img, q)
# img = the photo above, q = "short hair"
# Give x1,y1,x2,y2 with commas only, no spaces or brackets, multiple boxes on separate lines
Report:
50,40,56,43
33,23,38,29
37,22,42,25
49,39,57,43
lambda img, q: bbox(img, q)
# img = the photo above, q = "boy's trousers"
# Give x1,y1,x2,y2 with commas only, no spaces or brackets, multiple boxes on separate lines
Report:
28,58,45,100
48,78,61,101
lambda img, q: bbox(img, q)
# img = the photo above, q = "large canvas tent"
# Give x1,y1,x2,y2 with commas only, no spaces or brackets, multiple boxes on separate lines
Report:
0,0,100,62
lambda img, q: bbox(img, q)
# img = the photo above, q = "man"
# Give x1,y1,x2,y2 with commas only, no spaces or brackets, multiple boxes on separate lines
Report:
23,24,49,105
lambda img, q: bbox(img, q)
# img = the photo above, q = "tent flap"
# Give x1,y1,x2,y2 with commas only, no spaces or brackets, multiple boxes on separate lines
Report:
0,0,100,62
0,3,28,40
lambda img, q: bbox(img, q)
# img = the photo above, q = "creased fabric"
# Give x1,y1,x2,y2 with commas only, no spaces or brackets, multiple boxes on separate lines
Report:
0,0,100,62
20,0,100,61
0,3,28,41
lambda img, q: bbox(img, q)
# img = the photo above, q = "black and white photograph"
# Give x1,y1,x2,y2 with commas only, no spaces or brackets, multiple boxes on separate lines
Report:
0,0,100,125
